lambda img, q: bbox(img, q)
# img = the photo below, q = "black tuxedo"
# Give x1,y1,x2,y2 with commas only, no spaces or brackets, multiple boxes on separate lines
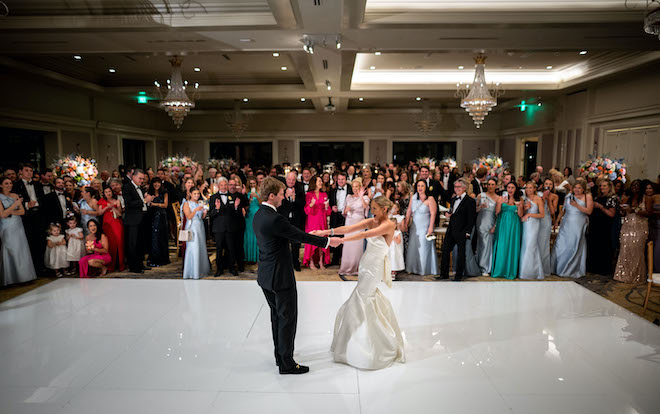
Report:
328,185,353,265
42,190,74,227
277,183,306,269
209,192,243,273
440,194,476,280
13,179,46,272
439,173,456,205
252,204,328,370
230,191,248,271
123,181,148,272
423,178,441,202
471,178,486,196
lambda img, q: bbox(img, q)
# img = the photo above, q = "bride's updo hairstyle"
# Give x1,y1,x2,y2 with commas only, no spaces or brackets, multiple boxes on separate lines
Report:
372,195,397,224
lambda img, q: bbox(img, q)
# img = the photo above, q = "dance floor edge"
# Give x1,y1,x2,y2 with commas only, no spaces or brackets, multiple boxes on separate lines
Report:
0,279,658,414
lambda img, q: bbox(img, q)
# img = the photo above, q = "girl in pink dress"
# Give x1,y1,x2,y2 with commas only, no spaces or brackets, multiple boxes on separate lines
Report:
79,219,112,278
339,177,370,276
303,175,332,269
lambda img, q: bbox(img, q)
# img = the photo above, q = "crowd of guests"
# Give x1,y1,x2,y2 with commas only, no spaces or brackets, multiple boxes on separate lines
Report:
1,160,659,286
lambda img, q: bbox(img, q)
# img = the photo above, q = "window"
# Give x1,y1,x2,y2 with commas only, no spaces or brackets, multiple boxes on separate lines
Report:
123,139,146,170
210,142,272,168
0,127,46,171
392,141,456,165
300,142,363,165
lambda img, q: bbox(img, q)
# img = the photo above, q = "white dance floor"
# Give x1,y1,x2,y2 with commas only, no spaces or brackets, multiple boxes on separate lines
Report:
0,279,658,414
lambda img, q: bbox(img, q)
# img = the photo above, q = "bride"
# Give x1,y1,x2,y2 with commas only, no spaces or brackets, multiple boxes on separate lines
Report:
313,196,405,369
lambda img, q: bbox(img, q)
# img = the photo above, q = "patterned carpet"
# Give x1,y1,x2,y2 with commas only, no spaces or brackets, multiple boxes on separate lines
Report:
2,255,659,325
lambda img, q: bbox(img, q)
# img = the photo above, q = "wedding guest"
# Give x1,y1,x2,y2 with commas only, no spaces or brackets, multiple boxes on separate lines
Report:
553,180,592,278
439,164,456,205
539,178,558,276
321,172,332,193
303,175,331,269
229,177,248,272
329,172,351,266
91,178,103,194
476,178,499,275
399,170,411,185
40,168,54,194
471,167,488,196
519,181,545,280
301,167,312,193
244,177,260,263
44,223,68,277
491,182,523,279
614,179,652,283
13,163,46,274
79,219,112,277
0,176,37,286
4,169,17,183
438,178,475,280
418,165,441,201
196,179,210,201
65,215,85,275
396,181,412,256
339,177,370,276
388,202,405,279
346,165,357,182
42,177,73,228
650,182,660,272
99,186,125,272
517,175,526,189
278,171,306,271
123,169,154,274
109,178,124,208
587,179,619,275
406,179,438,276
563,167,573,181
146,179,170,267
362,165,375,192
182,188,211,279
613,179,625,198
78,186,102,235
206,167,220,193
209,177,242,276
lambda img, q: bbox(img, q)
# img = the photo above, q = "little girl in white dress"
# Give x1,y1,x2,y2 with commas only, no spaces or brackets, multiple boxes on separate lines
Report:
65,216,86,275
388,203,405,279
45,223,69,276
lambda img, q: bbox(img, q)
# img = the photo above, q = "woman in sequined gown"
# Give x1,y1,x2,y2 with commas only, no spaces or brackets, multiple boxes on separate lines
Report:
614,180,653,283
652,184,660,273
147,179,170,267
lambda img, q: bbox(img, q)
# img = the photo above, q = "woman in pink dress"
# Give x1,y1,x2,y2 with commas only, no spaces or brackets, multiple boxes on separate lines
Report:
303,175,332,269
339,177,371,276
79,219,112,278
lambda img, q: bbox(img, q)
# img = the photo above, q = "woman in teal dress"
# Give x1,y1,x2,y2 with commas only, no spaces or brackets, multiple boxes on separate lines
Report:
243,178,260,263
491,182,523,279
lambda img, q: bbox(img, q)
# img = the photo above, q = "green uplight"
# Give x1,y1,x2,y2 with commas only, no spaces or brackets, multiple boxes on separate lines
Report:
137,96,148,104
520,100,527,112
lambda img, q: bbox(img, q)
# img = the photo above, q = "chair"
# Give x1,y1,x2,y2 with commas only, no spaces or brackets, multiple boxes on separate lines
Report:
642,241,660,315
172,201,181,255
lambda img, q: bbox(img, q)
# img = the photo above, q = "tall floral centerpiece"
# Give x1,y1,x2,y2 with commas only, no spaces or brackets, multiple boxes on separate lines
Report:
440,157,457,170
471,153,507,179
416,157,437,170
51,154,98,187
578,155,627,183
207,158,237,171
159,154,199,177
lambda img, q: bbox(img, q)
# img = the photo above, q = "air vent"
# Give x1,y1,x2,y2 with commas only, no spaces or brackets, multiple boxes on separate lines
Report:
222,54,231,61
322,59,328,69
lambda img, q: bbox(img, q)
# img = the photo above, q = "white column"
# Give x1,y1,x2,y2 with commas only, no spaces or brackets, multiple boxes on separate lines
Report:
363,139,370,164
272,139,279,164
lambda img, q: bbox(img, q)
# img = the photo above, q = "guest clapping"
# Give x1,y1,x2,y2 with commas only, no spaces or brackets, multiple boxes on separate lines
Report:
438,178,475,281
476,178,499,275
146,179,170,267
587,179,619,276
339,177,370,276
182,188,211,279
539,178,558,276
303,175,331,270
406,180,438,276
614,179,652,283
491,182,523,279
552,179,592,278
518,182,545,280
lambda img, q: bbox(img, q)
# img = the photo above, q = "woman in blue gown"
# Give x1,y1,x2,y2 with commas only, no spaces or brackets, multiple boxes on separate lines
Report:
491,182,523,279
0,176,37,286
519,181,545,280
182,188,211,279
552,180,593,278
405,180,438,275
476,178,499,275
538,178,558,276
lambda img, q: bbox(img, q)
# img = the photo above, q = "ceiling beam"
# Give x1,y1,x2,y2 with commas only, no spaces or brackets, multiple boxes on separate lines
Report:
267,0,301,29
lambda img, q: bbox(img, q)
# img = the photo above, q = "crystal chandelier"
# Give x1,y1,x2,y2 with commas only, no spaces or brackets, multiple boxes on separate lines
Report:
154,56,198,128
456,55,503,128
415,99,439,135
225,100,251,138
644,1,660,39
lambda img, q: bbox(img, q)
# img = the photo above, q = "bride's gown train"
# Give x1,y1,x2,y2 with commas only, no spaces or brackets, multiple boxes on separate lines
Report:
331,235,405,369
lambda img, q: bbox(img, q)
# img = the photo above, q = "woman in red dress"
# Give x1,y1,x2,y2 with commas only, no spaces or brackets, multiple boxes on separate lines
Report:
99,186,125,272
303,175,331,269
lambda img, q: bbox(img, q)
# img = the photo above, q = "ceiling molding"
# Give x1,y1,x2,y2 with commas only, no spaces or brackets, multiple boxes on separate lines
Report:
267,0,301,29
0,56,105,93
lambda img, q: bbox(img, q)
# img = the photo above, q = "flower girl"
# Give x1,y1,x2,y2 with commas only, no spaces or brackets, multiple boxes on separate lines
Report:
65,215,86,275
45,223,69,277
388,202,405,280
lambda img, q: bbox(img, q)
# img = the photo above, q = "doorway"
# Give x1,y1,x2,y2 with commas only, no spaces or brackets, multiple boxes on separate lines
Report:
123,139,147,170
522,139,538,179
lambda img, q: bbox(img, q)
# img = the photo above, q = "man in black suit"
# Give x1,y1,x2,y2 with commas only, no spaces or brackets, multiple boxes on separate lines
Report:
437,178,476,281
300,167,312,193
42,177,74,228
253,177,341,375
209,177,243,276
277,171,306,271
472,167,488,196
439,164,456,205
228,177,248,272
418,165,441,202
13,163,46,274
328,172,352,266
123,169,154,273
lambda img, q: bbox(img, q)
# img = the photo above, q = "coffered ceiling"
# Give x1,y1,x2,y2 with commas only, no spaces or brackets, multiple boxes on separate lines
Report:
0,0,658,116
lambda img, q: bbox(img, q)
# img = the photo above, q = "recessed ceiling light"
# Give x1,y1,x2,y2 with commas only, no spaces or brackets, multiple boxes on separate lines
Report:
73,55,82,60
415,97,422,101
374,52,381,56
193,67,201,72
108,68,116,73
370,66,376,70
358,97,364,101
243,98,248,102
579,50,588,55
281,66,287,71
546,65,553,70
239,38,254,43
272,52,280,57
458,65,464,70
300,98,306,102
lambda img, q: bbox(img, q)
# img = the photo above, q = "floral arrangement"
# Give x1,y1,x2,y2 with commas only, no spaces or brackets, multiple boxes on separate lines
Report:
471,153,508,178
51,154,98,187
207,158,237,171
440,157,457,170
416,157,437,169
578,155,627,183
159,155,199,176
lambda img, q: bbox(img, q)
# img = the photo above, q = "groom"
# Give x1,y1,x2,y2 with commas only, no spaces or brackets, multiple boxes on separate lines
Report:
253,177,342,374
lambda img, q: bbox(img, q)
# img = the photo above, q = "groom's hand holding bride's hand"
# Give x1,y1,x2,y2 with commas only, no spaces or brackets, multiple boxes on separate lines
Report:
328,237,342,248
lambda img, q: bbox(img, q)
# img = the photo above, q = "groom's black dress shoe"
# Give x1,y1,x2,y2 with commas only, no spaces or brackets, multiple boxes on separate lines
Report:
453,275,464,282
279,364,309,375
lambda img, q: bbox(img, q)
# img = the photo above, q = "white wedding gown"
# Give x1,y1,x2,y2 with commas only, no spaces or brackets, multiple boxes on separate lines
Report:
331,235,405,369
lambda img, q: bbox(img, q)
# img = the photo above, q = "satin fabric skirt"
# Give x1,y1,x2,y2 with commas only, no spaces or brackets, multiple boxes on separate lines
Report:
183,217,211,280
519,217,544,280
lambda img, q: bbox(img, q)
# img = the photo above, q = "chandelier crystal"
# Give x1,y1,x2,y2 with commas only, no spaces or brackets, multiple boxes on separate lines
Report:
415,100,439,135
644,3,660,40
225,100,251,138
456,55,503,129
155,56,198,128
